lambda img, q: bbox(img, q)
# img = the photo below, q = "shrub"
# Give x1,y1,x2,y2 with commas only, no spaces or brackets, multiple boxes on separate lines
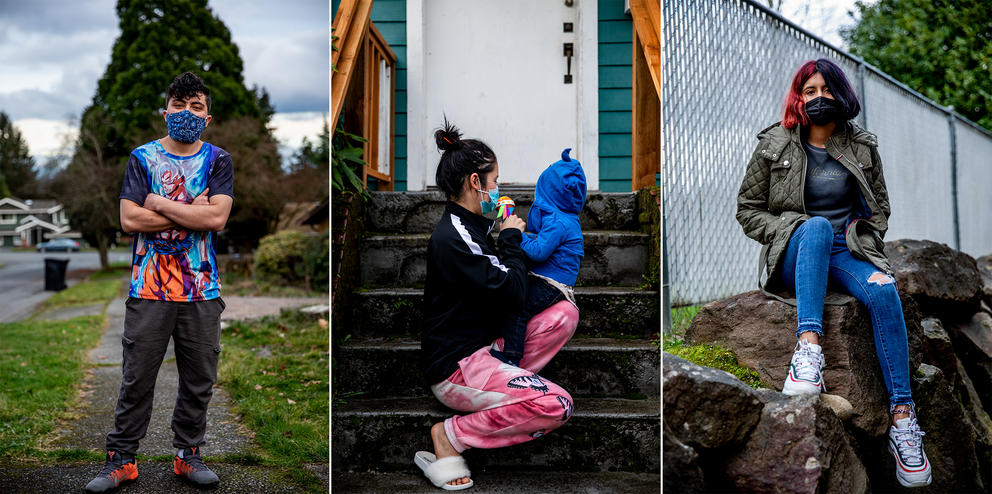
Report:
254,231,328,291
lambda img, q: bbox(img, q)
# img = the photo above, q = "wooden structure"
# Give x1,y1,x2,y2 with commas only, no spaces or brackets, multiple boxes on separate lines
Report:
332,0,398,190
630,0,661,190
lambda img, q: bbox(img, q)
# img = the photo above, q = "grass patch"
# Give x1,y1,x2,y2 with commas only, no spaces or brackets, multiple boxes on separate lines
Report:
663,336,765,389
0,315,105,456
220,269,327,298
218,310,328,490
41,279,121,310
87,263,131,281
669,305,702,337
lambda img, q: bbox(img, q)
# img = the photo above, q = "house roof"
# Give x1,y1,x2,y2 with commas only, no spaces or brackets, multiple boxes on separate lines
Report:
15,215,70,234
0,197,63,214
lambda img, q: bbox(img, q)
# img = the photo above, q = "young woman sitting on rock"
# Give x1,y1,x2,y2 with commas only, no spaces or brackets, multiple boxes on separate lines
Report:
736,58,931,488
414,120,578,490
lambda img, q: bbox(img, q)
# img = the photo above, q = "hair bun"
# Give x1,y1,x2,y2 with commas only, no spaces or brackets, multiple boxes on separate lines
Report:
435,119,463,152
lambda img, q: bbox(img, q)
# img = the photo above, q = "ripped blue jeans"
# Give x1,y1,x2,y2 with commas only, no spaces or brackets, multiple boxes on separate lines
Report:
780,216,914,410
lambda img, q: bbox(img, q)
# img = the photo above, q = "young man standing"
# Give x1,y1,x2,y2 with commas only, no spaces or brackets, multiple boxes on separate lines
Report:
85,72,234,493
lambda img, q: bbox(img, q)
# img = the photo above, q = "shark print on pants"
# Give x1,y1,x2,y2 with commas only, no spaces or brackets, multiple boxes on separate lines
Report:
430,301,579,452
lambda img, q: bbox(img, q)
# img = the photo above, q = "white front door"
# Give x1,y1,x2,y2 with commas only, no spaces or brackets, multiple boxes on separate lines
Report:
407,0,598,190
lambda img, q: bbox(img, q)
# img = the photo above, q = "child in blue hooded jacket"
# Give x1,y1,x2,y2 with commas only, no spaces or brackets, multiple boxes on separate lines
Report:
491,148,586,366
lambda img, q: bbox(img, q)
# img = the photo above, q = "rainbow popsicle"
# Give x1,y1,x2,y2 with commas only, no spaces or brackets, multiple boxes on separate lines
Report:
496,196,515,222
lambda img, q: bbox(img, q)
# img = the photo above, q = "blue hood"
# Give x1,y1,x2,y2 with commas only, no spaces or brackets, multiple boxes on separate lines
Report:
534,148,587,214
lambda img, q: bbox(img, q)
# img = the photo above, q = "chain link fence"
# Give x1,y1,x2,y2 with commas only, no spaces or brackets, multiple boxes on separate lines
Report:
662,0,992,313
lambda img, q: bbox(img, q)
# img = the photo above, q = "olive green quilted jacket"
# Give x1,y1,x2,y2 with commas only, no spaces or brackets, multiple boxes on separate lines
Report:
736,120,893,292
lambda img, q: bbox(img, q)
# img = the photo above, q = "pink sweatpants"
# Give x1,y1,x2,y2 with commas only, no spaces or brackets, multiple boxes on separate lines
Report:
430,300,579,452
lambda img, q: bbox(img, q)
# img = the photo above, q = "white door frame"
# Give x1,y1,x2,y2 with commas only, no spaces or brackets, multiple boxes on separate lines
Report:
405,0,599,191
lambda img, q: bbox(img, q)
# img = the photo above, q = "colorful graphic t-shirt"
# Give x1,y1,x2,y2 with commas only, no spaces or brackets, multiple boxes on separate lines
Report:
119,140,234,302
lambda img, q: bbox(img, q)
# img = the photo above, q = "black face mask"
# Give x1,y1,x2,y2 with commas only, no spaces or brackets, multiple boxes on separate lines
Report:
804,96,843,126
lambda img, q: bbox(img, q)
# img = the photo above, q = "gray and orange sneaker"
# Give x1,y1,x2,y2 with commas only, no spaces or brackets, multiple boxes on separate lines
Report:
84,450,138,493
782,339,825,395
174,446,220,487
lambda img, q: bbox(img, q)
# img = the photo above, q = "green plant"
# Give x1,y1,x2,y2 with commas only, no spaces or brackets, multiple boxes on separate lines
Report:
298,234,330,292
254,230,327,289
332,121,368,196
669,305,702,337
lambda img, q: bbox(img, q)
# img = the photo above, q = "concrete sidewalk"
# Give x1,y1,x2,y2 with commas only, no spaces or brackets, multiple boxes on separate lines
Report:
48,296,251,456
0,291,329,492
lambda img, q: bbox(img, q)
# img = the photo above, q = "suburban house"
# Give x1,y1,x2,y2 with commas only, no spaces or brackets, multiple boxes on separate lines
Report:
0,197,77,248
332,0,660,192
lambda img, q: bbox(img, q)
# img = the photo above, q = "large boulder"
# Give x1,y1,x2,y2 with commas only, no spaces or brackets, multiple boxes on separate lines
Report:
862,364,985,493
686,290,923,437
663,353,871,493
662,352,762,450
919,318,958,382
945,311,992,415
954,356,992,491
885,239,983,318
662,421,704,494
977,255,992,308
724,394,869,494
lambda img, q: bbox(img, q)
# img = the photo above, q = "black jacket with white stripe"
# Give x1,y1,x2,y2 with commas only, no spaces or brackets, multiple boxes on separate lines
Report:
421,201,529,386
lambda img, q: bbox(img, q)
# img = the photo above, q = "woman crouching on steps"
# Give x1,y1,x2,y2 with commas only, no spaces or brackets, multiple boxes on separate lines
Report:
415,120,578,490
736,58,931,488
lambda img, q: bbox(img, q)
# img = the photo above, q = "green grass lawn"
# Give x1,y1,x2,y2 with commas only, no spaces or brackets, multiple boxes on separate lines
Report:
219,269,327,298
0,272,128,456
41,279,122,310
218,310,328,491
0,315,106,456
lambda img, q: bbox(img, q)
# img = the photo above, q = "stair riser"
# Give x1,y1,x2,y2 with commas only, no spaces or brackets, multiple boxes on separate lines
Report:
360,234,651,287
368,191,640,234
335,345,660,399
348,291,660,338
331,412,660,473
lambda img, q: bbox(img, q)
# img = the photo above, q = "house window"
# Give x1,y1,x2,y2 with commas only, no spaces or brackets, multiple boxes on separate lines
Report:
0,214,15,225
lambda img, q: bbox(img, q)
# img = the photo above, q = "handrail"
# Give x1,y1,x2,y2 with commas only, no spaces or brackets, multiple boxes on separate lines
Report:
331,0,373,128
629,0,660,98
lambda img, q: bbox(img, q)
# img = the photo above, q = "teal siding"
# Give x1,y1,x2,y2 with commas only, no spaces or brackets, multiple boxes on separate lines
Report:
372,0,408,191
598,0,632,191
333,0,408,191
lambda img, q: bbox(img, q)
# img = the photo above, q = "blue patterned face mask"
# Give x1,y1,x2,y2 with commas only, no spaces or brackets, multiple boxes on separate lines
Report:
166,110,207,143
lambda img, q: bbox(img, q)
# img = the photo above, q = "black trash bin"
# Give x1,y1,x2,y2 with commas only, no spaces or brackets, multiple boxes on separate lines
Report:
44,258,70,291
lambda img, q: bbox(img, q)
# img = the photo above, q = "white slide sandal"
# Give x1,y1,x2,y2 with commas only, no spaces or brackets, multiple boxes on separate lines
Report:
413,451,474,490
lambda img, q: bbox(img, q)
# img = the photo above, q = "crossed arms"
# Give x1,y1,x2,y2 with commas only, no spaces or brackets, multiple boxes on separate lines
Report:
120,189,233,233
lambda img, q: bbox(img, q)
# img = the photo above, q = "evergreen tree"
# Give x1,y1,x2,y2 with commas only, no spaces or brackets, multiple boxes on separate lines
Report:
842,0,992,130
0,111,38,198
291,118,330,172
57,0,285,267
285,118,330,202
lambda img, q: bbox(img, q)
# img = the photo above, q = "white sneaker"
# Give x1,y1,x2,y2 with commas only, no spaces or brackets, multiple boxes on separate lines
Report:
781,339,825,395
888,414,932,487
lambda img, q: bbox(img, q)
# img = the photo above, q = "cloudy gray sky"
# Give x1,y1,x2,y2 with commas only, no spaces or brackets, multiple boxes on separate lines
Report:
775,0,867,49
0,0,328,166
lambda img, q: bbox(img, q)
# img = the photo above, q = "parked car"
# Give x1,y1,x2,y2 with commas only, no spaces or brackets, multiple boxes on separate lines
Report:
36,238,80,252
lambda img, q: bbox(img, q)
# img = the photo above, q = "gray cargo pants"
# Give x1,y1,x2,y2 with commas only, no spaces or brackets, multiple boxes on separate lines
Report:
106,297,225,455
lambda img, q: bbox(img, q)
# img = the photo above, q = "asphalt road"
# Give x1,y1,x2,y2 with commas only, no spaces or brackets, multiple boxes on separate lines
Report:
0,249,131,322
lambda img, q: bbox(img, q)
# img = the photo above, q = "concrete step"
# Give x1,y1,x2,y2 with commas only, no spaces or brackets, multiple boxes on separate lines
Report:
335,338,659,399
360,230,652,287
331,470,661,493
368,191,640,234
331,397,660,473
346,287,660,339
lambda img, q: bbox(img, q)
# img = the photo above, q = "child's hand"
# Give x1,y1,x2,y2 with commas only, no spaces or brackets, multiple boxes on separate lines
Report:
500,214,525,233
